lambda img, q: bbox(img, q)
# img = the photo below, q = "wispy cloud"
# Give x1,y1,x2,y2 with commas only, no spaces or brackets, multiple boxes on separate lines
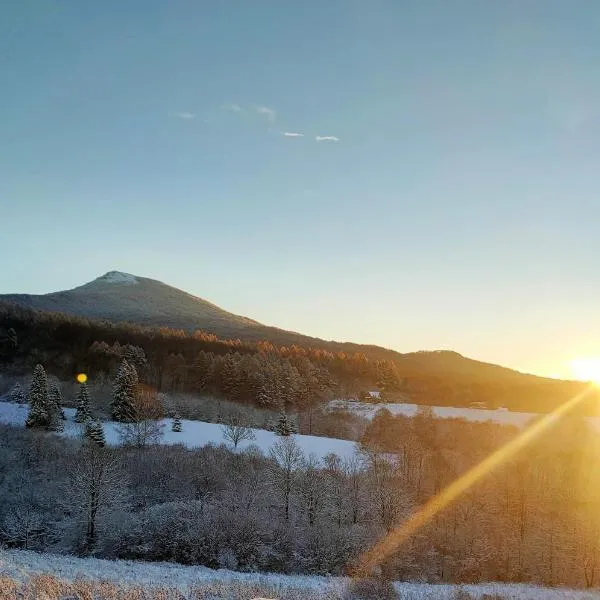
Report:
222,103,245,113
217,103,341,143
255,105,276,123
170,111,196,120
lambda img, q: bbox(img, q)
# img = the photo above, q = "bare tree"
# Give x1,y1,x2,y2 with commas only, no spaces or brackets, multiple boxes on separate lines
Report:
298,454,326,527
344,454,365,525
221,413,256,450
269,436,304,522
1,505,45,549
118,385,164,448
362,447,411,532
323,452,348,528
67,446,128,551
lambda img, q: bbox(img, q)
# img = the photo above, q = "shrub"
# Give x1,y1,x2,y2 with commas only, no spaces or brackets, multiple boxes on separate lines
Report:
343,577,398,600
453,588,475,600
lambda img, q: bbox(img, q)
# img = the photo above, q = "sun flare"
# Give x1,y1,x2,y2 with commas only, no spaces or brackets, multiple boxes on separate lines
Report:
570,357,600,384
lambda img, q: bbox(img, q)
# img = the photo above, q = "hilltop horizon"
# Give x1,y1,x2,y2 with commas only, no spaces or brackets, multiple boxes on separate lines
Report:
0,269,585,383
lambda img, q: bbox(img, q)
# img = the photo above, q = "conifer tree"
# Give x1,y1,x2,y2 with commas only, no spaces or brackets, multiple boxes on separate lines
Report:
192,351,213,392
48,383,66,420
75,382,92,423
85,420,106,447
171,414,182,433
9,382,27,404
111,359,138,422
25,364,50,428
274,411,297,437
47,383,65,432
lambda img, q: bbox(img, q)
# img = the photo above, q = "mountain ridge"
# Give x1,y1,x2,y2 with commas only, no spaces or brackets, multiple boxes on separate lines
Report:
0,271,570,386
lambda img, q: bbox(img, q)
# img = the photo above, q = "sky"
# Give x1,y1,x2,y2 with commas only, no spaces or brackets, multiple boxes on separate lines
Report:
1,1,599,379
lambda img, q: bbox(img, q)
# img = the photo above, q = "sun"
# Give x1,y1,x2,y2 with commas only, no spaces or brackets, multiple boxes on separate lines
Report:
76,373,88,384
569,357,600,385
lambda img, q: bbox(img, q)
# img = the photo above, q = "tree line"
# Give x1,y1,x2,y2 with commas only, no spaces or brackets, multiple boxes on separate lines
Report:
0,301,400,408
15,359,301,443
0,300,594,413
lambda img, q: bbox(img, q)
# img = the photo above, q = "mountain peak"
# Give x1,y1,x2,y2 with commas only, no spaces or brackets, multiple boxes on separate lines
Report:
93,271,139,286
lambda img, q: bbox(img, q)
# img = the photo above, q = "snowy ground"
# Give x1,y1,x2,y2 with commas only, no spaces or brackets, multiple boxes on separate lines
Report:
329,399,600,431
0,400,357,461
1,549,599,600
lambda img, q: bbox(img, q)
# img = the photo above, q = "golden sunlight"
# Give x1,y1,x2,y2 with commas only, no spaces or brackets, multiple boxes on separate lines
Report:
76,373,88,384
356,386,595,575
570,357,600,384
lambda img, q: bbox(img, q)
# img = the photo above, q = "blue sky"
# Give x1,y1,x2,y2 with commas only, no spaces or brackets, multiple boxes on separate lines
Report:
1,1,599,378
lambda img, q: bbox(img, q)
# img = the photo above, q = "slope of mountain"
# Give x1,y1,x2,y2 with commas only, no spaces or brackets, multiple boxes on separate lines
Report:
0,271,575,393
1,271,273,340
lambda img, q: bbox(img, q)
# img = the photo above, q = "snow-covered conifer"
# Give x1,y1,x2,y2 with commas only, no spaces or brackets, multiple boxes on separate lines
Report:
48,383,66,420
171,414,182,432
85,420,106,447
9,382,27,404
111,359,138,422
274,411,297,437
25,364,50,428
75,382,92,423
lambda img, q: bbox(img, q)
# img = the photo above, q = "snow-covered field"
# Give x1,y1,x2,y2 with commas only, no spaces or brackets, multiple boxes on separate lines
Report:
1,549,599,600
329,399,537,426
329,399,600,431
0,401,357,461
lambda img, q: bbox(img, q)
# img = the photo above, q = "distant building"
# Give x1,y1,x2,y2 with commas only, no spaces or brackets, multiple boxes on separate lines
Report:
358,389,383,403
469,401,487,409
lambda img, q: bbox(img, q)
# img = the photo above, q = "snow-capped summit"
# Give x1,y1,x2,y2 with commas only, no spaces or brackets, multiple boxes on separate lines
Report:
92,271,138,285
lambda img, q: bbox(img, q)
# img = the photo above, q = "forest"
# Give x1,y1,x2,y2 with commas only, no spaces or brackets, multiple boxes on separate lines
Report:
0,406,598,588
0,301,594,415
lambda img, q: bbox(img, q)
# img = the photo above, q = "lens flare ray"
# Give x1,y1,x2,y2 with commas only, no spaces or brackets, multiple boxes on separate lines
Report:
356,386,594,575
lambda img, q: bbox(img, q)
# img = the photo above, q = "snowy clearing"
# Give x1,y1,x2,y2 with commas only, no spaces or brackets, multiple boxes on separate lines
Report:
0,401,357,461
1,549,599,600
329,399,600,431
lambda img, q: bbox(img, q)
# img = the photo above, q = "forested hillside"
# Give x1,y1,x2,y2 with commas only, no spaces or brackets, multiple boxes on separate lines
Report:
0,301,594,414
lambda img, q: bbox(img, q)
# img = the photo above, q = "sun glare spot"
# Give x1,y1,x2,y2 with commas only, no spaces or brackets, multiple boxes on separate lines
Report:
570,357,600,384
76,373,88,384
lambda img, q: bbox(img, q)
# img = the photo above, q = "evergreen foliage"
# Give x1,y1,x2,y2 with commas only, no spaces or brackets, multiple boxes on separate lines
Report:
0,300,595,414
48,383,66,420
111,359,138,422
171,415,182,432
9,382,27,404
274,411,297,436
25,364,50,428
75,382,92,423
85,420,106,447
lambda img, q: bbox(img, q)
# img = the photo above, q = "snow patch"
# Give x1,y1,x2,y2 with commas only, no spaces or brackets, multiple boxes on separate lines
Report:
328,399,600,431
95,271,138,285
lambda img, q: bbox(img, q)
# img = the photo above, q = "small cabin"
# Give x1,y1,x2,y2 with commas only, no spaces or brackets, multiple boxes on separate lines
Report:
359,390,382,402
